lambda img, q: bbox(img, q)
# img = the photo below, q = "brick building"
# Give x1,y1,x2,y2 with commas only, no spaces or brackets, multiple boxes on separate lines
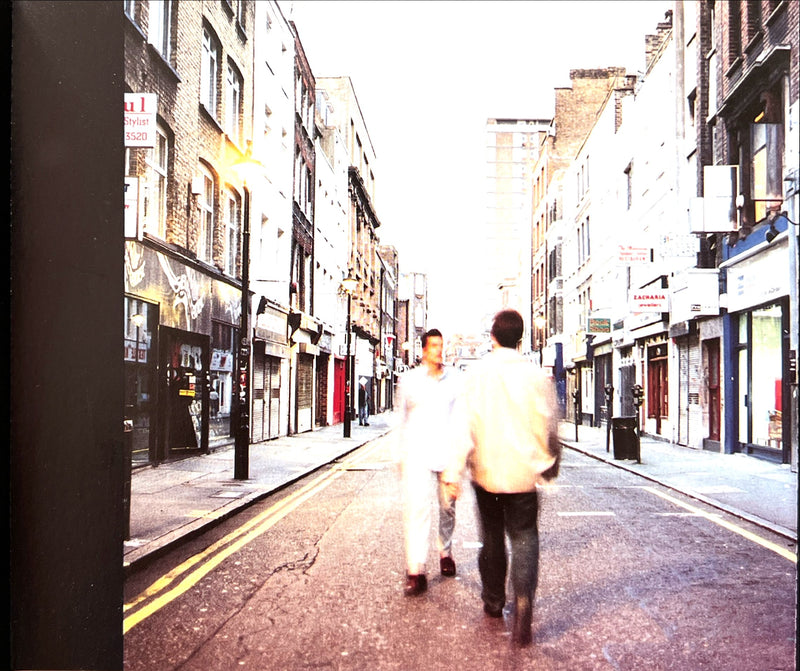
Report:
531,68,637,414
124,0,256,464
286,23,324,435
699,0,799,466
316,76,384,413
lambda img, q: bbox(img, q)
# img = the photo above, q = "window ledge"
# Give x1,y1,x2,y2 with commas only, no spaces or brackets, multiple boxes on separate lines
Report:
199,103,224,133
236,21,248,43
124,13,146,40
146,43,181,83
725,55,743,79
744,31,764,55
765,1,788,27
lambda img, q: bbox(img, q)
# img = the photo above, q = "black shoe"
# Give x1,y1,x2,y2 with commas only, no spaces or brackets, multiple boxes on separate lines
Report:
511,596,532,646
483,603,504,618
404,573,427,597
440,556,456,577
364,422,370,426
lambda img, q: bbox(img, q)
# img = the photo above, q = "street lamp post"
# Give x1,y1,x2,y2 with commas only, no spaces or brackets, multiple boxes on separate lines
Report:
341,272,358,438
231,142,263,480
235,183,251,480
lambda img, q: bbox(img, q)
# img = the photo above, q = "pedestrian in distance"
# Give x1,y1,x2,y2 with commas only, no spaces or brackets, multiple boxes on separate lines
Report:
442,309,561,646
394,328,460,597
358,380,370,426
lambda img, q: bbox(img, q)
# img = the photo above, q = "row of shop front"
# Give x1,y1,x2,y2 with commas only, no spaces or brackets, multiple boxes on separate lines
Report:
124,241,395,468
552,231,795,468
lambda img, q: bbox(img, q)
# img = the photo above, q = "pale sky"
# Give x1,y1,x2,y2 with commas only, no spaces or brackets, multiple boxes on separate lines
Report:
287,0,673,336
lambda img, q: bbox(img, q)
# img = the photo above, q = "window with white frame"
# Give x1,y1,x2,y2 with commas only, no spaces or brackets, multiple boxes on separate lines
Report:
201,26,221,118
226,62,243,145
148,0,172,60
124,0,138,23
198,164,215,263
750,122,783,222
224,188,242,276
142,121,169,238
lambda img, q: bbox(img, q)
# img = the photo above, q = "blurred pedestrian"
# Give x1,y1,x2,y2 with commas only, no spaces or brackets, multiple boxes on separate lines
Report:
442,309,560,646
358,380,370,426
394,328,460,596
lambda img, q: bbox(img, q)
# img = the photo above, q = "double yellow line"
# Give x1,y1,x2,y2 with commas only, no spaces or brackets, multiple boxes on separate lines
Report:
123,439,386,634
643,486,797,563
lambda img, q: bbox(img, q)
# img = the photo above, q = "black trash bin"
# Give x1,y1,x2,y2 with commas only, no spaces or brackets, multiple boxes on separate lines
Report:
612,416,639,461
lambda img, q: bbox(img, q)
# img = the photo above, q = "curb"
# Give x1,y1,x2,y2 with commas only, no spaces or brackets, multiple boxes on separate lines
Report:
124,429,391,575
562,441,797,544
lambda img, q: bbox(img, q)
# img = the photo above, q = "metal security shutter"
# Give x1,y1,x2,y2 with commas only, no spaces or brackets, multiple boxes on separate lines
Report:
677,338,690,445
251,345,267,443
688,335,703,447
677,334,702,448
268,358,281,439
297,354,313,412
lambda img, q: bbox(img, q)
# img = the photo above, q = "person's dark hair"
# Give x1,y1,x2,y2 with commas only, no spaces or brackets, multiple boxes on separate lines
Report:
491,310,524,348
421,328,443,349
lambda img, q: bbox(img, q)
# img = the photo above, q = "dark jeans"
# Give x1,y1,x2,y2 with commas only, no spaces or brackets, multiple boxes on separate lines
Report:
472,483,540,612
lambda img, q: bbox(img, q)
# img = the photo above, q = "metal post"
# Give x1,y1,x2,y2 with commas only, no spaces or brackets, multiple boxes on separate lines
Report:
234,186,251,480
604,384,614,452
344,291,352,438
572,388,580,442
632,384,644,463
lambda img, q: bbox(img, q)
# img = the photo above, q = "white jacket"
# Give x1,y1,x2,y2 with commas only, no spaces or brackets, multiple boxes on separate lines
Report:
394,365,460,472
443,347,559,493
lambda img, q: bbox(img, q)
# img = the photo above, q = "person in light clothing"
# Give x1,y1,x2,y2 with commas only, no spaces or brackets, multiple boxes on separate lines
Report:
394,328,459,596
442,309,560,646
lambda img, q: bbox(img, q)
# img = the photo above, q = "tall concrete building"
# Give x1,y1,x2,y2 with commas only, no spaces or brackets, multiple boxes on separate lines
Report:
484,118,549,347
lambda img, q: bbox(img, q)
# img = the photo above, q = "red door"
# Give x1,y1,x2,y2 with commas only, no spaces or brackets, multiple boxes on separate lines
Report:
333,358,345,424
705,339,721,441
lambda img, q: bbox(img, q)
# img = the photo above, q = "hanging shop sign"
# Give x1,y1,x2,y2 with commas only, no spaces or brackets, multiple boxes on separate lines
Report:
630,290,670,313
587,317,611,334
124,93,158,147
618,245,652,265
725,237,789,312
670,269,719,322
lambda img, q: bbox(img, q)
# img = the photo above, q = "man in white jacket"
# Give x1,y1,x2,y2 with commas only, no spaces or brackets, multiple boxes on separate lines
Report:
442,309,560,646
395,328,459,597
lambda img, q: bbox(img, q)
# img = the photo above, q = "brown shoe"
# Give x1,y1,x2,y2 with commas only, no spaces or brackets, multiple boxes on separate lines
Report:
440,556,456,577
404,573,427,597
483,603,504,618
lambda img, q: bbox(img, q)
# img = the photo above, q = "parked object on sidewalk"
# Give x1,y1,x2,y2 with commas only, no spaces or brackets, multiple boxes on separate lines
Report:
612,416,640,462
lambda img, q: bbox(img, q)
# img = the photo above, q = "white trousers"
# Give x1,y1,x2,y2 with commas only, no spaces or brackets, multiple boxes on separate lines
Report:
401,466,457,575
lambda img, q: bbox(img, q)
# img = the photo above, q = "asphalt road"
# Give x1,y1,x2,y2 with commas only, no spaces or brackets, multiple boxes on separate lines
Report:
123,436,797,670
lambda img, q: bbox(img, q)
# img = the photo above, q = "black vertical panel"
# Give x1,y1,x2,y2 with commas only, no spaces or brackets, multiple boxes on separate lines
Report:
10,2,124,669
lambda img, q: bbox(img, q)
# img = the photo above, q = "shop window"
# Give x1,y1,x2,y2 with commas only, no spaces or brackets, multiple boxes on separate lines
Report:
210,320,236,445
736,304,784,451
125,297,156,464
